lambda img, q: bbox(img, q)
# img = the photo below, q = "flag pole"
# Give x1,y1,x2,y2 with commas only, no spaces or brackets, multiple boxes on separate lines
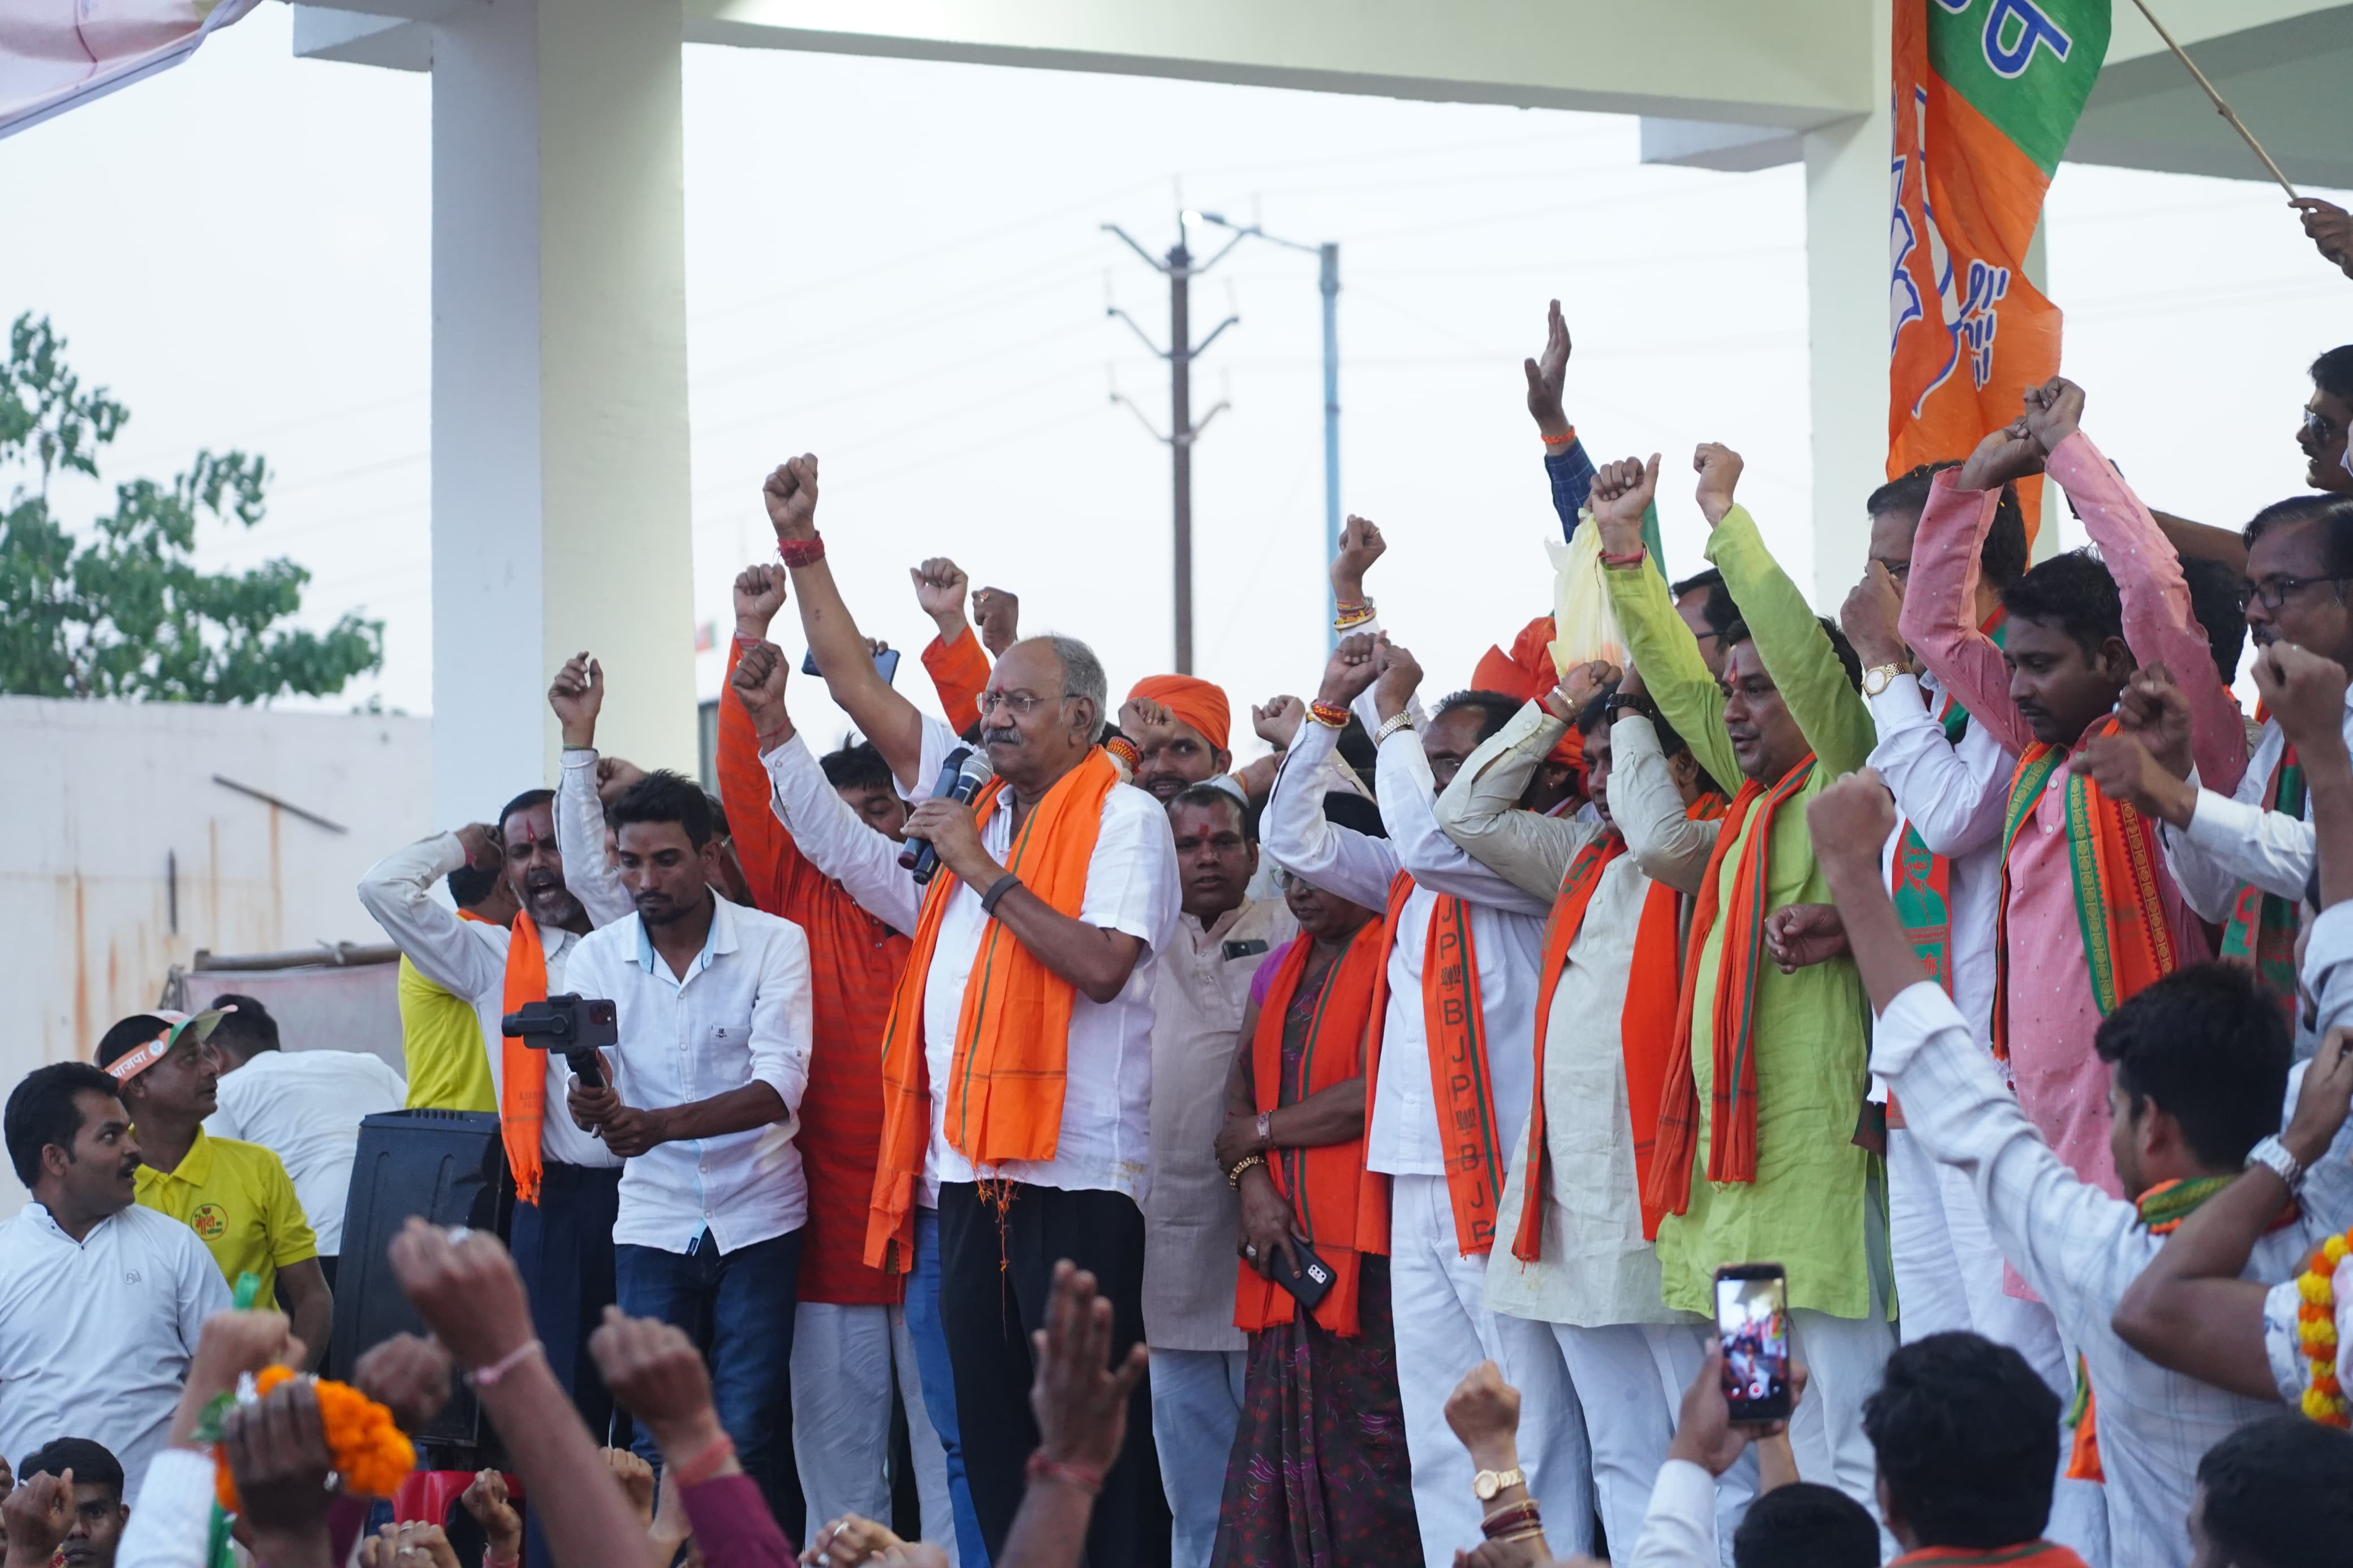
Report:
2124,0,2298,197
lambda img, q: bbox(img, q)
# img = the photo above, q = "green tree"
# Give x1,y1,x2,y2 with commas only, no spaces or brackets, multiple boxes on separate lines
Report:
0,312,383,703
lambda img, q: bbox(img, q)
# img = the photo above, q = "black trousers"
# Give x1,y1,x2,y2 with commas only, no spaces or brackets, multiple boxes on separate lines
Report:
938,1181,1170,1568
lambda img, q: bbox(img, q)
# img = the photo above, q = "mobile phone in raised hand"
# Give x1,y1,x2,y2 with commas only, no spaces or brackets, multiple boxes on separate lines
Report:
1714,1262,1792,1424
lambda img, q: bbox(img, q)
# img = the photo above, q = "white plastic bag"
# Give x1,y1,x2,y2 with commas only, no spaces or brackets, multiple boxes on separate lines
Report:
1544,513,1630,677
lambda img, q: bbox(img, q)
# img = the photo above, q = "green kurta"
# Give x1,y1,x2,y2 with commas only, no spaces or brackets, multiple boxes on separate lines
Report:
1604,504,1886,1320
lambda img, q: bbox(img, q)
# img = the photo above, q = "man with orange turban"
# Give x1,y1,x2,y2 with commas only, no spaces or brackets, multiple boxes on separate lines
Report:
1121,675,1233,803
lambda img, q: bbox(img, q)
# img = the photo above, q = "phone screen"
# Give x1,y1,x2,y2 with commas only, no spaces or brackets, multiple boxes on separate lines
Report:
1714,1267,1792,1423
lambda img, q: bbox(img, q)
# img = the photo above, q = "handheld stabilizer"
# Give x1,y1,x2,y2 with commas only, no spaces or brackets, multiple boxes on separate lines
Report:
501,993,617,1091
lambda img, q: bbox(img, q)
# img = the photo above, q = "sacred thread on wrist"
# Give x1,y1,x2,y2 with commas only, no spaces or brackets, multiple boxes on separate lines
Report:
1540,425,1578,447
777,533,826,568
1308,700,1349,731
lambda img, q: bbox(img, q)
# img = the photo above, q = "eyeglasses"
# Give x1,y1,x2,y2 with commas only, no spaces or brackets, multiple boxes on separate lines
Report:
979,689,1070,717
2305,408,2342,443
1272,868,1320,894
2243,573,2350,612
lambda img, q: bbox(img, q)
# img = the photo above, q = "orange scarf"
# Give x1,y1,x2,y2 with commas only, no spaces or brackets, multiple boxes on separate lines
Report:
1888,1547,2089,1567
1234,923,1390,1337
1992,718,2175,1061
499,913,550,1206
1361,874,1505,1256
1514,801,1725,1261
1645,755,1817,1220
864,748,1121,1272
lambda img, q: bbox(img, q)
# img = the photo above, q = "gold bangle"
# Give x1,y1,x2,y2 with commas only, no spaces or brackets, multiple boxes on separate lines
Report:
1225,1152,1266,1188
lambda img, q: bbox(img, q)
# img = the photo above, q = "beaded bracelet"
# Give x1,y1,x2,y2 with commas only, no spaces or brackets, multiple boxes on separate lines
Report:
777,534,826,568
1540,425,1578,447
1026,1452,1104,1496
1226,1152,1266,1188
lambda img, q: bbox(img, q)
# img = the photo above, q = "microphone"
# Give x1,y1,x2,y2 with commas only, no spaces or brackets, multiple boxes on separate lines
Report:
899,746,995,885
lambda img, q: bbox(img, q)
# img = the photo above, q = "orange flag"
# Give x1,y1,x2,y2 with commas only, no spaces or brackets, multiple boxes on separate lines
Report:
1889,0,2110,541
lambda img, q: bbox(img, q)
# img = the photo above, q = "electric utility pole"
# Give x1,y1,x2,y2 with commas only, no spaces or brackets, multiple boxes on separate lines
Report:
1188,213,1342,642
1103,215,1242,674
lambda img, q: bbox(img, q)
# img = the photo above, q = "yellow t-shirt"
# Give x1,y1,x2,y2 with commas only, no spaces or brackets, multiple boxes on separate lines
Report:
134,1129,317,1307
398,954,496,1113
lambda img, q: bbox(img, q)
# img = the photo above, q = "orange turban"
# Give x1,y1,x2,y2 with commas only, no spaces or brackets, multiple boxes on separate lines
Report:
1127,675,1231,752
1470,614,1559,706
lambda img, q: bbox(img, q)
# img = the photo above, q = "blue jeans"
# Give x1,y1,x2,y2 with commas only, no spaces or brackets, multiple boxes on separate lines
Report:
903,1207,989,1567
618,1227,801,1528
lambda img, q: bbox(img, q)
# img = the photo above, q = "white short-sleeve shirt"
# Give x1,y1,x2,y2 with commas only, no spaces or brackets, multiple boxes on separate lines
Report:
206,1049,407,1256
916,759,1181,1202
0,1203,232,1505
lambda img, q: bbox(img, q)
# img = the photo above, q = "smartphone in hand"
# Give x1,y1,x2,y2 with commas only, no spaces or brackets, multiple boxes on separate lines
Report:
1714,1262,1792,1424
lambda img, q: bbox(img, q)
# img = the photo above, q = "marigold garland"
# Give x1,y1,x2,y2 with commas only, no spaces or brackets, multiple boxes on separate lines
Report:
213,1366,417,1513
2298,1230,2351,1428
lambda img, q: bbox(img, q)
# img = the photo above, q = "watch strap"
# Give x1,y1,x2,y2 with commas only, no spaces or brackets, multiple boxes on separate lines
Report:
2247,1133,2305,1193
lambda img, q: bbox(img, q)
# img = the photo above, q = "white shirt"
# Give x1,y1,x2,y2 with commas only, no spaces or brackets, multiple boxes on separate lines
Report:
2162,694,2353,920
356,833,620,1170
0,1203,231,1506
115,1448,216,1568
1261,709,1550,1178
1872,973,2353,1568
1432,702,1709,1327
1865,668,2016,1050
1627,1457,1720,1568
565,898,815,1254
772,718,1180,1201
205,1049,407,1255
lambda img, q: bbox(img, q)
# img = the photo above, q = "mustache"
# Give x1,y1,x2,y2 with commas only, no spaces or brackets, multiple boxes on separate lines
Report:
980,727,1020,748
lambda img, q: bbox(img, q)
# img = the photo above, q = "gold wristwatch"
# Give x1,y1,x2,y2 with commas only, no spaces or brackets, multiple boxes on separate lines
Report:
1472,1466,1525,1501
1861,663,1904,698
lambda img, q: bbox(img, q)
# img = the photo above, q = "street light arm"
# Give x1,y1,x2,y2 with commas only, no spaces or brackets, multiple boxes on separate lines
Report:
1100,223,1168,273
1105,306,1170,359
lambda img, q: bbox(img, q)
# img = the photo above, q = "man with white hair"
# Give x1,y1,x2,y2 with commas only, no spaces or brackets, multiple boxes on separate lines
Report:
745,453,1181,1567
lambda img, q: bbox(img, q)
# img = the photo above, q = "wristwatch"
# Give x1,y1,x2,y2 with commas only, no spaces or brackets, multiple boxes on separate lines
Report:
1861,663,1905,698
1604,692,1657,725
1472,1466,1525,1501
1373,711,1417,746
2246,1133,2306,1194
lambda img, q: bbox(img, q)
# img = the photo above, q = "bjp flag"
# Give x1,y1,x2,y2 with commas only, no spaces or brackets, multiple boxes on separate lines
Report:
1890,0,2109,541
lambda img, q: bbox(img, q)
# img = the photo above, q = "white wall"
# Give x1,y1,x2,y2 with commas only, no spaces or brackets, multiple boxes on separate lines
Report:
0,697,431,1207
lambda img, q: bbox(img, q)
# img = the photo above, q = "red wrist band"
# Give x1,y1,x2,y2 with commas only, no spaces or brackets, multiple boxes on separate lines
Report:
1025,1452,1104,1496
672,1429,736,1488
777,534,825,568
1308,700,1349,730
1600,547,1647,568
1540,425,1577,447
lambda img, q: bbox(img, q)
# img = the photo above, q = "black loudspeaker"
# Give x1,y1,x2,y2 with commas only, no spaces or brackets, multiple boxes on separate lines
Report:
330,1109,514,1467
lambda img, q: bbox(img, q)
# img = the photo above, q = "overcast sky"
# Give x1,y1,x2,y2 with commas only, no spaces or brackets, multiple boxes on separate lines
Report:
3,5,2348,775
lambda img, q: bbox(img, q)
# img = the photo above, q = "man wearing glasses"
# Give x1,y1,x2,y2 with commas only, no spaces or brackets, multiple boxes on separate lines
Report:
2299,345,2353,495
757,453,1182,1567
2096,490,2353,1025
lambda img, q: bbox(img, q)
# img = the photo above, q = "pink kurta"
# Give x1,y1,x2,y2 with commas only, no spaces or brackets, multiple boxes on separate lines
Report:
1901,433,2247,1223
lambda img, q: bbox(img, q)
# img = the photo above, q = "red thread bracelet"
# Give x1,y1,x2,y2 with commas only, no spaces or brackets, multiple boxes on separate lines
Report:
1540,425,1578,447
777,534,826,568
673,1430,737,1488
755,726,792,751
1600,547,1647,569
1025,1452,1104,1496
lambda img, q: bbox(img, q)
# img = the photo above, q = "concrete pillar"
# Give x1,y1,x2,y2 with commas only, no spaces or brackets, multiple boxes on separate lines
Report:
428,0,694,824
1799,0,1893,609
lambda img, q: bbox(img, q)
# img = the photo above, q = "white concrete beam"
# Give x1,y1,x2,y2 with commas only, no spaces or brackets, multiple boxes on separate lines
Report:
428,0,695,823
686,0,1872,127
1639,118,1801,174
1801,0,1894,610
291,8,431,72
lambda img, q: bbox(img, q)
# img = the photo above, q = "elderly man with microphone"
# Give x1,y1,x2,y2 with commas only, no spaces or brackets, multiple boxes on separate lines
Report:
736,456,1182,1568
